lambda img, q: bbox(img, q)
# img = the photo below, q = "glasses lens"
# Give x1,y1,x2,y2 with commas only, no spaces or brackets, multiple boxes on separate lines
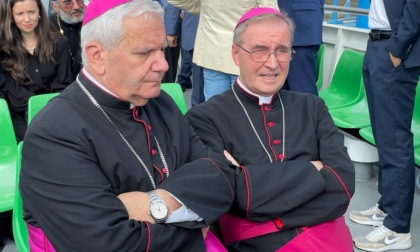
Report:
251,49,293,62
251,50,268,62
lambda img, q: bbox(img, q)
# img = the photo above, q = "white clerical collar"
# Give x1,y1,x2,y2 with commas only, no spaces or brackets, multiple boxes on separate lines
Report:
82,68,117,97
236,77,274,105
81,68,136,109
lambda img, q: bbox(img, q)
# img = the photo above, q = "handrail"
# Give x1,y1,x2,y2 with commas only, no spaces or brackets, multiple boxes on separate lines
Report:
325,4,369,16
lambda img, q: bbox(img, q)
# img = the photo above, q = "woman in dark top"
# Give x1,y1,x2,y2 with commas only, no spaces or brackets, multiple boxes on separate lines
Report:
0,0,73,141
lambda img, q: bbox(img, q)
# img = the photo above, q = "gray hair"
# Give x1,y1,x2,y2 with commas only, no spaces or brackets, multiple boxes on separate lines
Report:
80,0,164,67
233,11,295,46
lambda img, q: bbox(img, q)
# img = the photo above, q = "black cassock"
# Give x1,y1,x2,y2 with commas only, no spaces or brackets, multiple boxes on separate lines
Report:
49,15,82,80
187,82,355,251
20,72,235,251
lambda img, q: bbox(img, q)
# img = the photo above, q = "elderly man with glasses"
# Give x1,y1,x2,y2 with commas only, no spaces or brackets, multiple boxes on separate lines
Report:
49,0,85,79
186,7,355,251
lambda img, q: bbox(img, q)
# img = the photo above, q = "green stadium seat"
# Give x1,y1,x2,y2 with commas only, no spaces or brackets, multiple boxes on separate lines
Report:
319,50,365,110
0,99,17,213
328,80,370,129
415,148,420,167
316,44,325,91
359,83,420,148
161,83,187,114
412,82,420,149
358,126,375,145
12,141,29,252
28,93,60,124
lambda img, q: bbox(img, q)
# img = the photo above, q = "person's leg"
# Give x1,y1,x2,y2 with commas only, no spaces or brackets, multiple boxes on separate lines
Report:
282,45,318,95
0,211,13,251
203,68,236,101
169,44,180,82
364,40,418,233
354,39,419,251
191,61,204,106
177,49,193,91
374,65,418,234
348,41,390,227
162,46,175,83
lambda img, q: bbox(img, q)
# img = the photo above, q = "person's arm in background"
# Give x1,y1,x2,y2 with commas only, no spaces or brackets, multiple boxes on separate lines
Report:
167,0,201,15
165,3,182,48
50,36,73,92
385,0,420,67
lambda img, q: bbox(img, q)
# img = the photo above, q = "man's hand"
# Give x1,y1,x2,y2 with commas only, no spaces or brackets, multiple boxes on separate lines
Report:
117,189,182,223
310,160,324,171
389,52,402,67
167,35,178,47
118,191,154,222
224,150,240,166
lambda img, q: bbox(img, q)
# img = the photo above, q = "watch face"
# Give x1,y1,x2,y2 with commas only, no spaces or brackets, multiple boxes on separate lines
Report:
150,202,168,220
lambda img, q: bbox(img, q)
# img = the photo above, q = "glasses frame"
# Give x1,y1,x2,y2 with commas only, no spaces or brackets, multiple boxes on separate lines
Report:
237,45,295,63
61,0,84,8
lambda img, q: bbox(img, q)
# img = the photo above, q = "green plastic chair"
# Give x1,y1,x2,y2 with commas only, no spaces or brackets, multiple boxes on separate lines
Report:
27,93,60,124
415,148,420,167
0,99,17,213
316,44,325,91
319,50,365,110
161,83,187,114
412,82,420,148
359,83,420,148
12,141,29,252
328,80,371,129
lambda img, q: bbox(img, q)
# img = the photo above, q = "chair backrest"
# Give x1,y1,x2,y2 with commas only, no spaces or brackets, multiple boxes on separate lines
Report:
161,83,188,114
0,99,17,213
27,93,60,124
12,141,29,252
328,50,364,96
316,44,325,91
412,80,420,123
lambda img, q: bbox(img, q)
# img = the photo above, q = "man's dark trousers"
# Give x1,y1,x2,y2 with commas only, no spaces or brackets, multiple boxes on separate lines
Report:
363,38,420,233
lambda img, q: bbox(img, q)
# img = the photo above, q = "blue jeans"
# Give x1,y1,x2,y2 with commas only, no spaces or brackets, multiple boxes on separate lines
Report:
203,68,237,101
177,49,193,89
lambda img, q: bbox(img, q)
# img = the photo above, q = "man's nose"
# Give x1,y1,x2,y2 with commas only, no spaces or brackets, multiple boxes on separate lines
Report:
264,53,279,68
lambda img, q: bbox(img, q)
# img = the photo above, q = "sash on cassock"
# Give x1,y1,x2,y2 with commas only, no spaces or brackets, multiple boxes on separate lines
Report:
204,230,228,252
27,224,56,252
27,223,228,252
219,214,353,252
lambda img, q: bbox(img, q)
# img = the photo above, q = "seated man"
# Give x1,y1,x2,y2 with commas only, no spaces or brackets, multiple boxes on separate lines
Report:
19,0,234,251
186,7,355,251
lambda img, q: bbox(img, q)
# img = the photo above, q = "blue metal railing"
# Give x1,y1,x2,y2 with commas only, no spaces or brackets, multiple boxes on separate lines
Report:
328,0,370,29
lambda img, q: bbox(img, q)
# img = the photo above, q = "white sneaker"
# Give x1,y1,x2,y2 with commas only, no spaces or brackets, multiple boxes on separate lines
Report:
349,204,387,226
353,225,412,252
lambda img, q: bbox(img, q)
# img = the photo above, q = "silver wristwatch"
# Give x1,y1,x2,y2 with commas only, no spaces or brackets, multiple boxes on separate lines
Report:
148,190,168,223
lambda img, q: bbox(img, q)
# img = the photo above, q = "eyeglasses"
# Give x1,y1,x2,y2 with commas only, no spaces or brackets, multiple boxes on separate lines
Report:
62,0,84,7
237,45,295,62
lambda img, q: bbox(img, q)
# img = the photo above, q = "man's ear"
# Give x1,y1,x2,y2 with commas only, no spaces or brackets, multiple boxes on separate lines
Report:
50,2,59,14
231,44,240,67
85,41,107,76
